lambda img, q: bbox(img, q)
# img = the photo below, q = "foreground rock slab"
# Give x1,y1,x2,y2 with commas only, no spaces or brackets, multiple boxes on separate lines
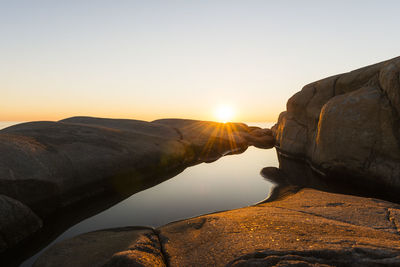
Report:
273,56,400,192
35,189,400,266
33,227,164,267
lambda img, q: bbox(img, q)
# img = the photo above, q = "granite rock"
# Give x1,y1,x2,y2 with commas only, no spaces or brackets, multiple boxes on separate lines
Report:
33,227,162,267
273,56,400,190
0,117,273,255
35,189,400,266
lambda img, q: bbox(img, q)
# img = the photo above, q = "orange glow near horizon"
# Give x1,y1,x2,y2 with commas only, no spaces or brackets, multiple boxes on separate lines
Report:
0,100,280,123
0,109,279,123
214,104,235,123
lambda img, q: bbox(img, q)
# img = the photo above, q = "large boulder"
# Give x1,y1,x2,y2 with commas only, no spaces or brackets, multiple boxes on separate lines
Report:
0,119,188,215
0,117,273,216
273,56,400,191
35,189,400,266
0,117,274,259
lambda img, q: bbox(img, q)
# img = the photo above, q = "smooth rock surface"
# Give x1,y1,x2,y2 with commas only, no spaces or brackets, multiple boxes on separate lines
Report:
272,56,400,190
0,117,273,215
0,195,42,252
35,189,400,266
0,119,188,215
33,227,162,267
0,117,274,256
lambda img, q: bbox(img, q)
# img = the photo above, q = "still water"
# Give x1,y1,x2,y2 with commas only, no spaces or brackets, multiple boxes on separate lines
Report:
0,122,278,266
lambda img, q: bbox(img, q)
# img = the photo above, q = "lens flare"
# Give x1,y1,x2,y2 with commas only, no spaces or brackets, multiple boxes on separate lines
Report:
215,105,235,123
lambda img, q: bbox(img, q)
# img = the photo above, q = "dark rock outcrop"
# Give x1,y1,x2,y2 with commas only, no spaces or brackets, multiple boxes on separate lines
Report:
0,195,42,252
34,189,400,266
0,117,274,260
273,56,400,191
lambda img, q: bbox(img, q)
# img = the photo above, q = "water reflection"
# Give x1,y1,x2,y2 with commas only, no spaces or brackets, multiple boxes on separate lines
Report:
18,144,277,266
262,151,400,205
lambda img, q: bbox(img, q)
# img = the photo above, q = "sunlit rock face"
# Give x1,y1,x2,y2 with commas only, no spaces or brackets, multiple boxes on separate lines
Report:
34,189,400,266
273,56,400,190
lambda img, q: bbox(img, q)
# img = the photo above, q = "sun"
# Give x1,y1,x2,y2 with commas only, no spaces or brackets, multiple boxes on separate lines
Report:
214,105,235,123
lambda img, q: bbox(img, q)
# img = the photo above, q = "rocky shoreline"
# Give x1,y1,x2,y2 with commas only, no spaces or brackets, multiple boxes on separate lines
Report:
34,189,400,266
2,56,400,266
0,117,273,266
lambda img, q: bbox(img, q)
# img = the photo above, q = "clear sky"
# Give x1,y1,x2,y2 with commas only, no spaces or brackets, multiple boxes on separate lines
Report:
1,0,399,122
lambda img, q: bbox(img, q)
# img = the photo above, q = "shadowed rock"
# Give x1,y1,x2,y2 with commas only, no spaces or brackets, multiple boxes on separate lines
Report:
0,117,274,262
33,227,161,267
272,56,400,192
0,195,42,251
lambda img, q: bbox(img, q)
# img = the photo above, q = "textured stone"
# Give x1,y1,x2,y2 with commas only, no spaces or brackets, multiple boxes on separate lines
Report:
33,227,164,267
273,56,400,191
157,189,400,266
37,189,400,266
103,230,166,267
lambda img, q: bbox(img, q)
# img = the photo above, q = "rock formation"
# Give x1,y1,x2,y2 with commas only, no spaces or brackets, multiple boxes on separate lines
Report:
273,56,400,192
34,189,400,266
0,117,273,264
5,57,400,266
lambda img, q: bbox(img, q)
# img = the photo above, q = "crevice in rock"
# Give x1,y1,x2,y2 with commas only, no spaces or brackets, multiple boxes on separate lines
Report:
172,127,184,140
387,208,400,235
377,70,400,152
332,75,340,97
275,146,326,177
270,206,355,226
304,85,317,110
189,217,207,230
363,139,378,170
226,247,400,266
290,117,308,130
270,205,395,233
153,229,170,267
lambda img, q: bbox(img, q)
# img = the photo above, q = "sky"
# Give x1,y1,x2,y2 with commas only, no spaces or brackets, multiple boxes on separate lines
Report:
1,0,399,122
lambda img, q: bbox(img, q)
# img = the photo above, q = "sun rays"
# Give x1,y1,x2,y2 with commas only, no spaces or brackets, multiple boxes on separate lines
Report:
214,105,235,123
180,120,244,160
